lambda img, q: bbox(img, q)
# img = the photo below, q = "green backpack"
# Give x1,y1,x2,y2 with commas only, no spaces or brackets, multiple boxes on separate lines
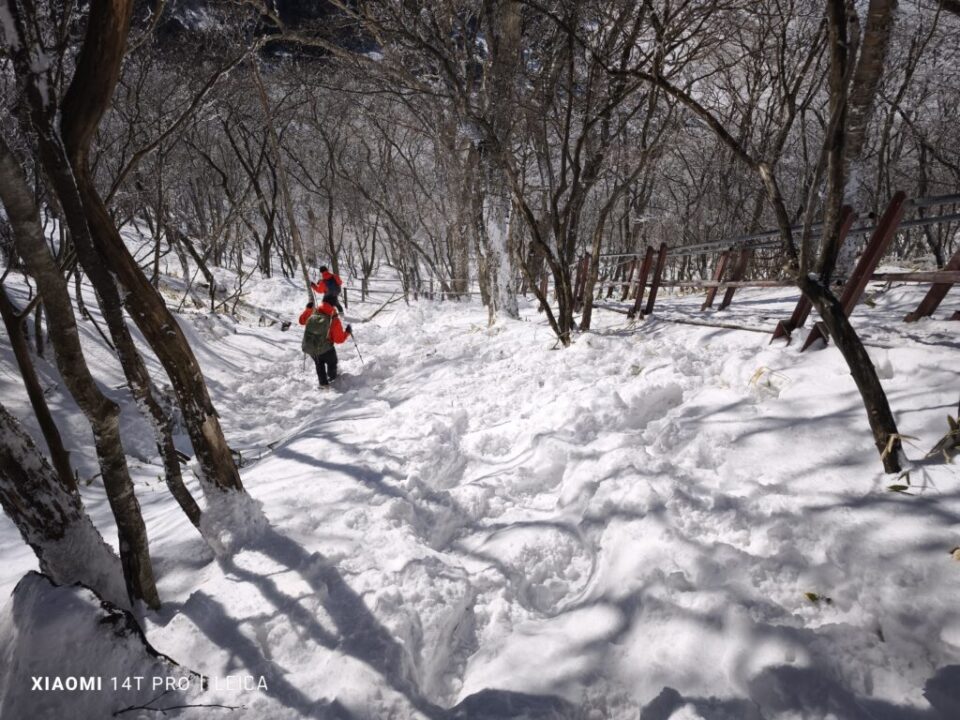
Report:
301,312,333,357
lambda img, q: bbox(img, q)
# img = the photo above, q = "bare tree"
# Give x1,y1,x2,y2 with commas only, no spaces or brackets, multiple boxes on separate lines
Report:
5,0,252,512
608,0,907,472
0,133,161,609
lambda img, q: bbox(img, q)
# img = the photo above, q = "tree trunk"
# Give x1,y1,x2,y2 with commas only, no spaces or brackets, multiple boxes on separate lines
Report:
580,223,607,331
0,288,75,492
0,401,127,608
482,186,520,320
4,7,206,534
170,223,217,313
41,147,204,534
480,0,522,321
33,301,44,357
38,0,248,502
845,0,898,176
251,58,315,305
799,277,902,473
0,134,160,610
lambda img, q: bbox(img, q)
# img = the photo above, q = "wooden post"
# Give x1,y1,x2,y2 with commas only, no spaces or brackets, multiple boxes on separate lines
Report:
620,258,637,301
802,193,908,352
644,243,669,316
701,249,731,311
631,254,645,300
771,206,856,343
904,246,960,322
628,246,654,319
718,246,753,310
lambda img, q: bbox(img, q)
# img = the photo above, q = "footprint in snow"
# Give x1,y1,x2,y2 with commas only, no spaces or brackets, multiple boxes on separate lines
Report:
460,523,596,616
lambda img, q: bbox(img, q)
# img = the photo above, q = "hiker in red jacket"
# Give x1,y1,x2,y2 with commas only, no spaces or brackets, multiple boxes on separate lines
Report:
299,295,352,389
310,266,344,313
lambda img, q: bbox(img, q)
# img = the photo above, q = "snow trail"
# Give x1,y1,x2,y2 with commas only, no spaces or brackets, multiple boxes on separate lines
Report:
1,276,958,718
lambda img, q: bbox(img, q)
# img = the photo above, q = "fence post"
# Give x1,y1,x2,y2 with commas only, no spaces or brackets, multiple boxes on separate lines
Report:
771,206,856,343
801,192,908,352
701,249,731,311
621,258,637,301
628,246,654,319
904,246,960,322
644,243,669,316
718,247,753,310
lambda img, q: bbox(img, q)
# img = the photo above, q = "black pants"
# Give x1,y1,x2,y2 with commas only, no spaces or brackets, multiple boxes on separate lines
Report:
313,348,338,387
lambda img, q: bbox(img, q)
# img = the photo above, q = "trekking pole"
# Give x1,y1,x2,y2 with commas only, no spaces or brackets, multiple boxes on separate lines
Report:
351,333,364,366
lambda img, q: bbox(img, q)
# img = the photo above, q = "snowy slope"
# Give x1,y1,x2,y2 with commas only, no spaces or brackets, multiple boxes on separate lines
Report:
1,267,959,719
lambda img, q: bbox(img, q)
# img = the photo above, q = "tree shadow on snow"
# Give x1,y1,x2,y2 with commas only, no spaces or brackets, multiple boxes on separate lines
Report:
546,561,955,720
176,524,578,719
448,688,581,719
194,524,443,718
176,590,356,719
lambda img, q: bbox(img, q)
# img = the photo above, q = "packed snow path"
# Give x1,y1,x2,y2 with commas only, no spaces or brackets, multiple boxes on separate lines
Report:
1,279,959,719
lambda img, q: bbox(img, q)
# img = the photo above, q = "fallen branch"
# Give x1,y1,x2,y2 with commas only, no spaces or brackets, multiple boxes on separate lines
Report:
113,690,243,716
362,291,402,322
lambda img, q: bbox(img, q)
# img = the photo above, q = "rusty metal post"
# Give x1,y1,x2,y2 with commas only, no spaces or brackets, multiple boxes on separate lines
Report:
628,246,654,319
904,246,960,322
644,243,669,316
701,249,731,311
771,206,856,343
802,192,908,351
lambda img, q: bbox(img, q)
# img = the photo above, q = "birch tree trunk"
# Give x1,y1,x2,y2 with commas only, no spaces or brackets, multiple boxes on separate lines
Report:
481,0,522,320
845,0,899,177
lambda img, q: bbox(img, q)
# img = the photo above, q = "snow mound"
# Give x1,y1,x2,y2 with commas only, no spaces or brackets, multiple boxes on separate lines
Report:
199,486,270,554
0,572,204,720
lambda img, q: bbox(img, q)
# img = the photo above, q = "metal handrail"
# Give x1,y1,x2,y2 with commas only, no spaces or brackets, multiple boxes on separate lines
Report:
599,195,960,260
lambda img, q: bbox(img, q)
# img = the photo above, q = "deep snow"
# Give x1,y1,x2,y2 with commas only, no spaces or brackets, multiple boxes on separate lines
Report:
0,262,959,719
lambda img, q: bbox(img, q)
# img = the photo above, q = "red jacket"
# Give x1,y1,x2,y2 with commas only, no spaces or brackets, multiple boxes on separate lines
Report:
298,302,350,343
310,270,343,296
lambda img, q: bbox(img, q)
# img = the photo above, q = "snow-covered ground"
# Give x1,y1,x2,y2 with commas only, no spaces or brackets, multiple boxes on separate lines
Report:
1,265,959,719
